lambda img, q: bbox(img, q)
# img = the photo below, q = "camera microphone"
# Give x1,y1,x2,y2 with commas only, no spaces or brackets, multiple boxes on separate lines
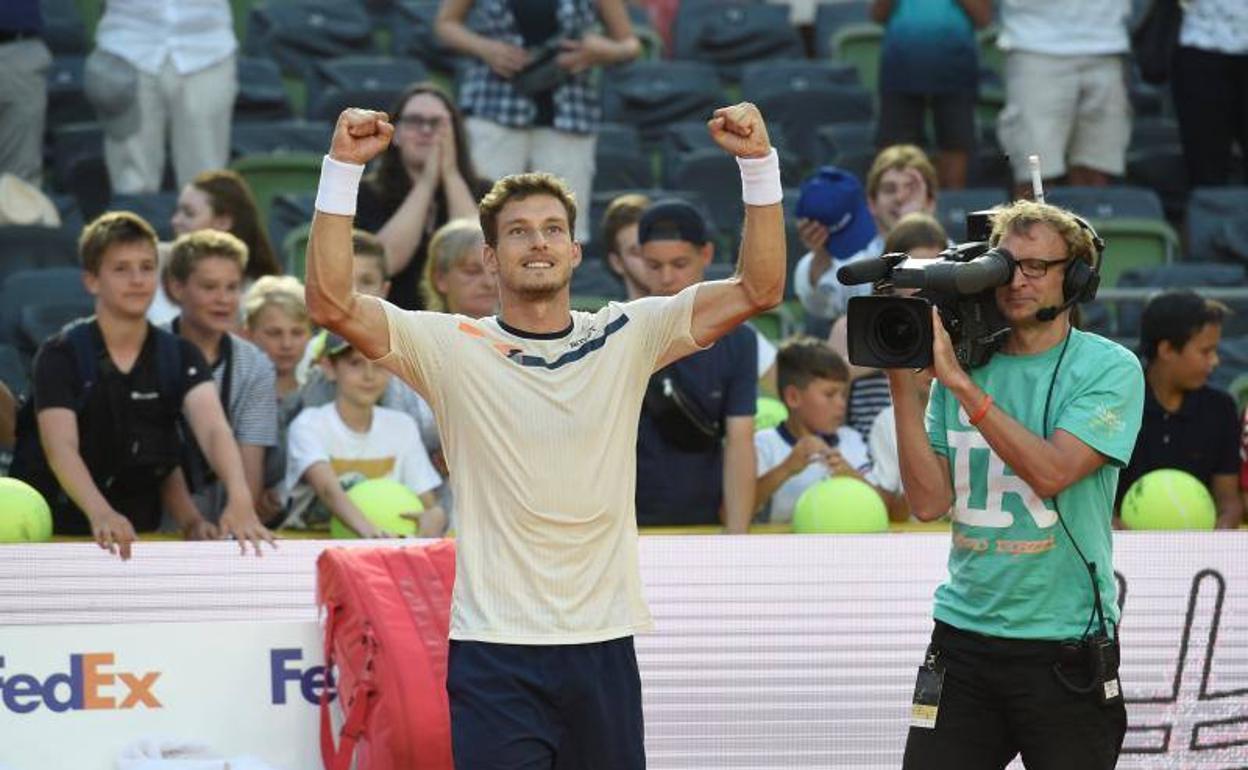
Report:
836,252,907,286
1036,295,1078,322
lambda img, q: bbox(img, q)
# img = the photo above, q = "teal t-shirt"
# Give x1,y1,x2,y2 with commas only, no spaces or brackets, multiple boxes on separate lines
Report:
925,330,1144,641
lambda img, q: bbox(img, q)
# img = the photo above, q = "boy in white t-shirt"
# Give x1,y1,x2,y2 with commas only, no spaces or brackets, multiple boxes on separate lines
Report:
285,333,446,537
754,337,873,523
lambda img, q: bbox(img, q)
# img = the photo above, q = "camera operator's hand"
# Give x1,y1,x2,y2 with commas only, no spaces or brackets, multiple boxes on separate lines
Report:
929,306,972,393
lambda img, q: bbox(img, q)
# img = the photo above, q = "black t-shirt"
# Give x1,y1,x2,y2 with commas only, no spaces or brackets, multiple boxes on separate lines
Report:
1116,384,1241,505
32,322,212,533
356,181,448,311
636,325,758,526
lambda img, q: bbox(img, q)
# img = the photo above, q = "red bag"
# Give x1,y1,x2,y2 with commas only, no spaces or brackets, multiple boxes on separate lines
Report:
316,541,457,770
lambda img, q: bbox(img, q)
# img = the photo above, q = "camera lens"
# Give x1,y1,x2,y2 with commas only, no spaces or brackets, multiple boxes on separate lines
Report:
871,304,924,360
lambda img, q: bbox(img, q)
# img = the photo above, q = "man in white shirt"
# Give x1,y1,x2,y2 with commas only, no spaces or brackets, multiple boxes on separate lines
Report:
305,103,784,769
996,0,1133,195
89,0,237,193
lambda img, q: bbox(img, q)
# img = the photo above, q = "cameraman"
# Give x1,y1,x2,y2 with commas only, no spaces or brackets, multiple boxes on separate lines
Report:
890,201,1144,769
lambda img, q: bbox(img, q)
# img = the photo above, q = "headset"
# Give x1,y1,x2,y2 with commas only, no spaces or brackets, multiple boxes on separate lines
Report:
1035,216,1106,322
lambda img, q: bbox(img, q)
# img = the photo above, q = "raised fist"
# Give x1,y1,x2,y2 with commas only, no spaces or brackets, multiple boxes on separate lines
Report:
329,108,395,166
707,102,772,159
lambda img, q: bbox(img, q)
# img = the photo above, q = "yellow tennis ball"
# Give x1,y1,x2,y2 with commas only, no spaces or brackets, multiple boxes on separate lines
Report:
330,478,424,538
1121,468,1216,531
0,478,53,543
793,476,888,534
755,396,789,431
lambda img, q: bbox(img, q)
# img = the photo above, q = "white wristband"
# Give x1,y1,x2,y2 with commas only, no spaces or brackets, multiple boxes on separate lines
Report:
737,149,782,207
315,155,365,216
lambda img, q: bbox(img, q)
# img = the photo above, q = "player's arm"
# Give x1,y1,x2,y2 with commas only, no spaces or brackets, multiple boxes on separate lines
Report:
887,370,953,521
1211,474,1244,530
182,382,274,554
37,407,137,558
305,109,396,361
721,416,756,533
689,103,786,348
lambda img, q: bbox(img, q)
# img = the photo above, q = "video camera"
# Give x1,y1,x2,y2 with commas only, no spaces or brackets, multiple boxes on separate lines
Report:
839,211,1014,370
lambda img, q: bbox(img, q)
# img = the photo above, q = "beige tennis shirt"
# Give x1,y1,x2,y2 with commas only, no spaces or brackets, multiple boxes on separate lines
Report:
374,286,705,644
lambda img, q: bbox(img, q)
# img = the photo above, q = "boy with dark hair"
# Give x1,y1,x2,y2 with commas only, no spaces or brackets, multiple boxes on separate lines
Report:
1118,290,1243,529
754,337,873,522
12,211,271,558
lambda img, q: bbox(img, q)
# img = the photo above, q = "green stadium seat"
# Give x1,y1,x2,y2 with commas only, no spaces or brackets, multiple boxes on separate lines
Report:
231,152,323,228
282,221,313,278
832,23,884,95
1092,217,1178,288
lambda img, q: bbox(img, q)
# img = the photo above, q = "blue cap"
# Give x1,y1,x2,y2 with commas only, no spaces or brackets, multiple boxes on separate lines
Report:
794,167,877,260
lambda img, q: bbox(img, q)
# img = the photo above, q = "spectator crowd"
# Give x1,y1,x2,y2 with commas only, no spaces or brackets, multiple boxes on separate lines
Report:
1,0,1246,548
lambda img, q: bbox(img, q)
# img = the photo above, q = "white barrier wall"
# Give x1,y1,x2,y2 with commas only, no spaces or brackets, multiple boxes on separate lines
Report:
0,533,1245,769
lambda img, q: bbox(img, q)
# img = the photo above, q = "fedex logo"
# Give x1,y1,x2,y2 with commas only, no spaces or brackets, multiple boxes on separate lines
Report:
270,648,336,705
0,653,161,714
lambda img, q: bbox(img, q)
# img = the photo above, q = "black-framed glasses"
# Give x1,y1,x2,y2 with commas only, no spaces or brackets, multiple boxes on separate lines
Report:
1015,257,1070,279
398,115,446,133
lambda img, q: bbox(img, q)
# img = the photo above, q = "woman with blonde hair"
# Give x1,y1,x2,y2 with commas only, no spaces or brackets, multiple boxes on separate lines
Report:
421,218,496,318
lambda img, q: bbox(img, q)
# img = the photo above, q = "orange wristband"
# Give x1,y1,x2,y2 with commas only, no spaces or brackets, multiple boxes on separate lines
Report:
969,394,993,426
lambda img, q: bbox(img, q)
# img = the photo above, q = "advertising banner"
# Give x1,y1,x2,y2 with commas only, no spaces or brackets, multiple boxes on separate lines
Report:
0,534,1245,769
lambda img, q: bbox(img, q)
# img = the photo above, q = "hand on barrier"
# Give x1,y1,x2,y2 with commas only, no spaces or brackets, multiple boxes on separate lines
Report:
219,505,277,557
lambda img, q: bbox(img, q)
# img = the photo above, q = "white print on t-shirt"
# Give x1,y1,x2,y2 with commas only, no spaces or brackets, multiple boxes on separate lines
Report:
948,429,1054,529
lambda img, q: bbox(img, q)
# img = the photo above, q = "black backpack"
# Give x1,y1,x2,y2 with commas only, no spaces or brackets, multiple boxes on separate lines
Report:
10,319,186,512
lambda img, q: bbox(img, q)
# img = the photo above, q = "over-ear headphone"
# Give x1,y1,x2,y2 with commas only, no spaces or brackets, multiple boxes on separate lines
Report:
1037,215,1106,322
1061,215,1105,304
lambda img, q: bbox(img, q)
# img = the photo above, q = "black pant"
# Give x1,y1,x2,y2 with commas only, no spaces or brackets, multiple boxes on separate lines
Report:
902,622,1126,770
1172,45,1248,187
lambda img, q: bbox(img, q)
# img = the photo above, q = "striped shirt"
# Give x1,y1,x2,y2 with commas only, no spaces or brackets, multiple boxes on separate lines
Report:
848,371,892,443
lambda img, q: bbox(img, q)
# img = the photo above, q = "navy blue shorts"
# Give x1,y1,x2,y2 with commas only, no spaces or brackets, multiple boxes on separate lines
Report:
447,636,645,770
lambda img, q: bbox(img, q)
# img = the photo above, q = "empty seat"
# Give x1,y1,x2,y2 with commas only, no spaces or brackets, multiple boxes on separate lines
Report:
1186,187,1248,263
49,122,103,194
570,259,627,302
108,192,180,241
230,152,323,227
18,301,94,360
307,86,403,122
666,148,746,240
268,191,318,262
243,1,376,83
596,123,644,157
755,85,874,169
230,120,332,159
741,58,859,103
1212,335,1248,393
602,61,726,144
45,55,91,130
936,188,1009,242
1125,146,1189,223
0,343,27,399
1130,116,1180,153
312,55,428,96
0,267,93,345
832,23,885,94
391,1,460,74
0,226,80,287
815,120,875,165
1045,186,1164,221
673,0,803,79
595,144,653,192
814,0,870,59
1115,262,1245,337
233,56,294,122
1091,217,1179,287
